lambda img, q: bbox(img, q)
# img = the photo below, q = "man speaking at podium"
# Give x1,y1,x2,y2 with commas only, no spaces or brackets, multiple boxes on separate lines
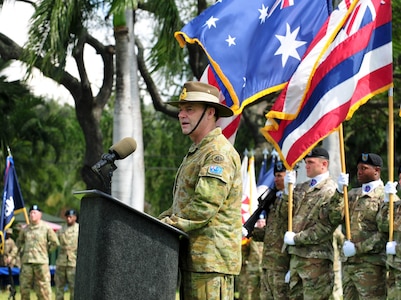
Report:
159,81,242,300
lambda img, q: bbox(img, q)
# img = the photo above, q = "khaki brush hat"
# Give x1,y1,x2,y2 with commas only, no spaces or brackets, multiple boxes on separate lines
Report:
168,81,234,117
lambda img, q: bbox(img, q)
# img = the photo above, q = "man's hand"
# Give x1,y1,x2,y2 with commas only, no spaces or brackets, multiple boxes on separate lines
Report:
284,231,296,245
343,240,356,257
386,241,397,255
337,173,349,193
384,181,398,203
284,171,296,195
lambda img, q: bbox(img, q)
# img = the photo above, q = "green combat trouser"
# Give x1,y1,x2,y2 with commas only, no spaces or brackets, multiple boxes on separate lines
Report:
180,271,234,300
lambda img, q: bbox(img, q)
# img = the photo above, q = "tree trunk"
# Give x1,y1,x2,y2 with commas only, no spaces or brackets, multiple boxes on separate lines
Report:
112,10,145,211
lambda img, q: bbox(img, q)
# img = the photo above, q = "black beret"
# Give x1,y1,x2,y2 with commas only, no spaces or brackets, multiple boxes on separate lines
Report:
65,209,77,217
304,147,329,160
29,204,41,212
274,161,286,173
357,153,383,167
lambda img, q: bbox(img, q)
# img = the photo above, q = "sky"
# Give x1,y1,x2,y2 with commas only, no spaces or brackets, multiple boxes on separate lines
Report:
0,1,108,106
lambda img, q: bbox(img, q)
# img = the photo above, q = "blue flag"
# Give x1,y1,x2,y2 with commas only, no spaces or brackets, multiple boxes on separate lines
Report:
257,155,276,192
175,0,331,114
1,155,26,254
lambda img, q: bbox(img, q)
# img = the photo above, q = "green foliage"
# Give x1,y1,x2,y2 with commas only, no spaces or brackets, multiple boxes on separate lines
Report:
0,60,85,217
142,105,190,217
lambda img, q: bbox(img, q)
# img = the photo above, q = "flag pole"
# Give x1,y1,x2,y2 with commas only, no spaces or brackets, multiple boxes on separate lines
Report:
287,182,293,232
338,124,351,240
388,88,394,242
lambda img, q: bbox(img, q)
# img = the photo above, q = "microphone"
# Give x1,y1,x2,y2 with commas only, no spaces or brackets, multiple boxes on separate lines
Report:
92,137,137,171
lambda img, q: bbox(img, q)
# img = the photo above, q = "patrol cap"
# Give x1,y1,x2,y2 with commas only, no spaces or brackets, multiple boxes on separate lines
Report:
65,209,77,217
357,153,383,167
167,81,234,117
29,204,41,212
304,147,329,160
274,161,286,173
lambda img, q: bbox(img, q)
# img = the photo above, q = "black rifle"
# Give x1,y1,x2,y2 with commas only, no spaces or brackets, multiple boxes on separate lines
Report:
243,187,277,238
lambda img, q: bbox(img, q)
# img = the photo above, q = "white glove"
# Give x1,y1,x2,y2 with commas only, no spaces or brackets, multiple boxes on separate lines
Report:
284,171,296,195
242,227,249,238
386,241,397,255
384,181,398,203
284,231,296,245
343,240,356,257
337,173,349,193
284,270,290,283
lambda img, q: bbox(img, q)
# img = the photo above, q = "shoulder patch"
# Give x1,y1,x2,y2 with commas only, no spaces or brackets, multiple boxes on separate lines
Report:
208,165,223,176
213,155,224,163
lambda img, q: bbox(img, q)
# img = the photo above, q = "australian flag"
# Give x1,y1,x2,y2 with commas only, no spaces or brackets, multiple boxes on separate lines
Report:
175,0,331,113
1,155,26,254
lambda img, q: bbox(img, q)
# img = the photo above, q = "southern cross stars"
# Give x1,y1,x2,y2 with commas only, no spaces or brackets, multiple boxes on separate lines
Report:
205,16,219,29
275,23,307,67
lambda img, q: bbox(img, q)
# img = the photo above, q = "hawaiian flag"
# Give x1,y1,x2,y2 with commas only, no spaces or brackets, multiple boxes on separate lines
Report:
175,0,331,114
261,0,392,169
200,65,241,144
1,155,26,254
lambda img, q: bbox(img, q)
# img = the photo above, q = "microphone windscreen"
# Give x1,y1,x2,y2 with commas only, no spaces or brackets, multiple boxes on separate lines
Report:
109,137,137,159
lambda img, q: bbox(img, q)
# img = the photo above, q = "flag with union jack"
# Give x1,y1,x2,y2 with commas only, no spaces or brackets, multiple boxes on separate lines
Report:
261,0,392,169
175,0,331,114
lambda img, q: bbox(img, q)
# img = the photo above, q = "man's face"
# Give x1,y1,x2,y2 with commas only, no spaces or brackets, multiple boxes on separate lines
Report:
29,210,42,224
305,157,327,178
177,103,206,135
66,215,77,226
357,163,378,184
274,171,286,191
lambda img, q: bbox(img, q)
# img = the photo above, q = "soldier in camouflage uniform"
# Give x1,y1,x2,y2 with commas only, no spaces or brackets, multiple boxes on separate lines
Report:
337,153,387,299
239,215,265,300
252,160,289,299
17,204,59,300
2,228,19,268
283,147,343,300
159,81,242,300
55,209,79,300
377,165,401,300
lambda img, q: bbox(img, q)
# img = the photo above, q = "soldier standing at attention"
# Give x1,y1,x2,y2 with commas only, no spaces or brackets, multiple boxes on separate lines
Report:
158,81,242,300
337,153,387,299
283,147,343,300
17,204,59,300
252,160,290,299
55,209,79,300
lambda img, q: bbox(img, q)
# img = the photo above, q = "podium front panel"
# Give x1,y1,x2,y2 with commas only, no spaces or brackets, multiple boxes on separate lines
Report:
74,190,186,300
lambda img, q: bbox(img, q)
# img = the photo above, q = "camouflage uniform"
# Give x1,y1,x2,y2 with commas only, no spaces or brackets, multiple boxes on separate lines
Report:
17,220,59,300
338,182,387,299
238,238,263,300
377,198,401,300
253,191,290,300
159,127,242,300
286,177,343,300
55,222,79,300
3,235,19,268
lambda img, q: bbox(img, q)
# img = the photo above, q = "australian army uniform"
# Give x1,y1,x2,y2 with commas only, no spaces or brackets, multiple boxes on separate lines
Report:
55,221,79,300
159,127,243,300
286,177,342,300
17,220,59,300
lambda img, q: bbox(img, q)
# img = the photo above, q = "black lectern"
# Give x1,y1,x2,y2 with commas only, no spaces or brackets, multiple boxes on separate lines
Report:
73,190,187,300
